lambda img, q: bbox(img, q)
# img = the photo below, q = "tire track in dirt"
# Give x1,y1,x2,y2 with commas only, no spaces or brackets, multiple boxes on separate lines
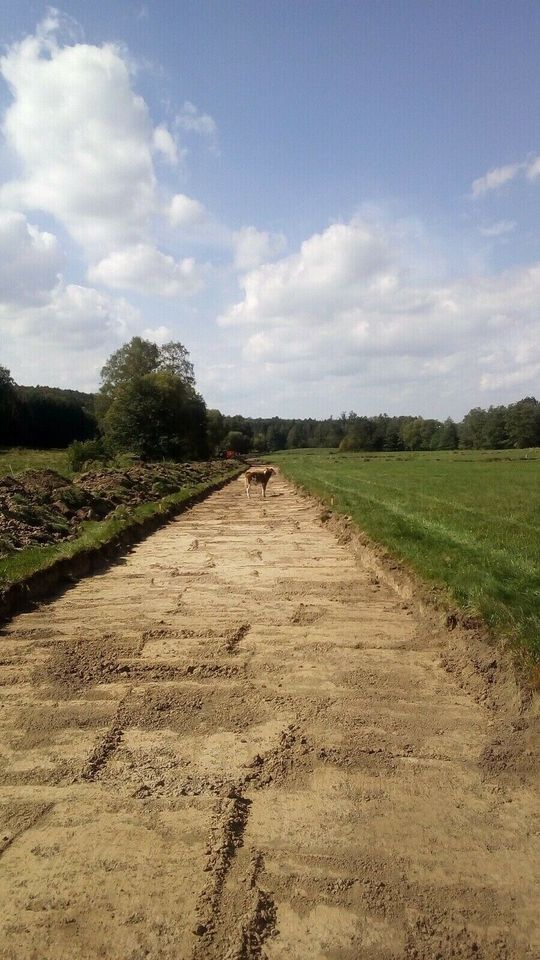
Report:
0,473,538,959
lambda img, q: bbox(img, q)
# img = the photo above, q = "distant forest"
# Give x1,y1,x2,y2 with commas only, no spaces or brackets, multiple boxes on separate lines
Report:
0,370,96,449
213,397,540,453
1,363,539,454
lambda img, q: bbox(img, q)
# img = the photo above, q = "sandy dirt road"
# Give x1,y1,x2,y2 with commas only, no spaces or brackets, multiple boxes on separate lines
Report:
0,474,538,960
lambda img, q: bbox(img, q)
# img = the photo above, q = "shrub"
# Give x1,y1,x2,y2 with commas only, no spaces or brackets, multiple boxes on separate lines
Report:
67,438,108,473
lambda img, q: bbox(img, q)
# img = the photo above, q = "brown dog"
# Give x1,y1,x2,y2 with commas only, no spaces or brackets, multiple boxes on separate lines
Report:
244,466,276,498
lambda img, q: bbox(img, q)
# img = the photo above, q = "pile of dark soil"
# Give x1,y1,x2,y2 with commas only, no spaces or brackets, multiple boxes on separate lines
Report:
0,461,237,556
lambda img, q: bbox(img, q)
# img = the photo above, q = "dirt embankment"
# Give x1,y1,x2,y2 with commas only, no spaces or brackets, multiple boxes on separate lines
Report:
0,472,538,960
0,460,237,555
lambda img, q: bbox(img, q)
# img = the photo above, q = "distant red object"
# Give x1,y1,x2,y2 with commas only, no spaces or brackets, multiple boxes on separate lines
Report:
225,449,235,459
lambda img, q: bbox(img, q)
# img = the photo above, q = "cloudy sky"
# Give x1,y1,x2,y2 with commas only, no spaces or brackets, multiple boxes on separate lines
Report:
0,1,539,419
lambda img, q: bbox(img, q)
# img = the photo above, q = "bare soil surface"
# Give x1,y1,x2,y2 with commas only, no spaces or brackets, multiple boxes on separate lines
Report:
0,474,538,959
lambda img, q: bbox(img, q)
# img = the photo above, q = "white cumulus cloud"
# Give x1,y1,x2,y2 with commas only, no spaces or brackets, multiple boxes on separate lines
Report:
168,193,209,228
0,209,63,305
0,18,163,256
472,162,523,197
220,221,394,327
88,243,203,297
0,281,140,388
232,225,287,271
152,125,180,165
212,218,540,415
142,324,172,345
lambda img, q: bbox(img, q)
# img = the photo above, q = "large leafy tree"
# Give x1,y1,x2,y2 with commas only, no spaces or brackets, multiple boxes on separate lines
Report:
99,337,207,460
103,371,208,460
157,341,195,386
100,337,160,397
100,337,196,394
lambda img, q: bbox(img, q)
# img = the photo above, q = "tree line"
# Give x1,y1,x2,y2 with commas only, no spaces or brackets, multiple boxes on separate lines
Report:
2,341,539,458
209,398,540,453
0,367,96,448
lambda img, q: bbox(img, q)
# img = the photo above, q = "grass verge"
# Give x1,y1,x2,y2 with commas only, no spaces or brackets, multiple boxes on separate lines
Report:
270,449,540,666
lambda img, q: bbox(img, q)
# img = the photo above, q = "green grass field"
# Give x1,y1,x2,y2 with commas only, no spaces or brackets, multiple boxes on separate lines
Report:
0,448,71,478
270,449,540,663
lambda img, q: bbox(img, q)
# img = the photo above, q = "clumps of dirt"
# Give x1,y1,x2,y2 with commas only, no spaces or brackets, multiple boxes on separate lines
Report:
0,470,86,553
121,662,240,682
440,642,520,711
118,686,262,734
290,603,324,625
37,633,138,694
81,725,123,781
142,623,252,658
0,801,53,856
223,623,251,654
244,725,314,789
479,712,540,786
77,461,228,507
192,792,253,953
0,460,238,555
276,578,317,598
440,637,540,786
227,858,278,960
404,915,511,960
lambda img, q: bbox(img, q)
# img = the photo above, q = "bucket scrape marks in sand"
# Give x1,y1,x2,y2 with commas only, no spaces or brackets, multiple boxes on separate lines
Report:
0,472,539,959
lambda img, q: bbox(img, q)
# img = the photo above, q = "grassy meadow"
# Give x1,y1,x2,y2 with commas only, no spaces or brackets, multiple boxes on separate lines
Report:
0,448,71,478
269,448,540,663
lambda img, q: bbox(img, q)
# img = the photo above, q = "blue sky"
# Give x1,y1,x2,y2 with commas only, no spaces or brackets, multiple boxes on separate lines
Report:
0,1,539,418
